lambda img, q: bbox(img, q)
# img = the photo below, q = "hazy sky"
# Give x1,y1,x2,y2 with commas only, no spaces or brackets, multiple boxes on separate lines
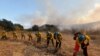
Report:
0,0,100,28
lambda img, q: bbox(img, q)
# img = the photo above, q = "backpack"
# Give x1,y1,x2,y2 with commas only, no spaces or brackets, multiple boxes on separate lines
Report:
54,32,61,39
54,32,58,39
78,34,86,43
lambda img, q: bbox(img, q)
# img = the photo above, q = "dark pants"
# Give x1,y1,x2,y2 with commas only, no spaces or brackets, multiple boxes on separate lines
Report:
47,38,54,47
37,37,41,43
28,36,32,41
13,35,17,40
1,36,7,40
21,35,25,40
56,41,61,48
81,43,88,56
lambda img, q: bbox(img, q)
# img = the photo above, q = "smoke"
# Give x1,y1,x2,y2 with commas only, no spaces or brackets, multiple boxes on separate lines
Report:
78,3,100,24
18,0,100,29
86,3,100,22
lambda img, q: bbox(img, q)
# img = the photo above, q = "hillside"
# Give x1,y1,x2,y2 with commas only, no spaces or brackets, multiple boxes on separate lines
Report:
71,21,100,31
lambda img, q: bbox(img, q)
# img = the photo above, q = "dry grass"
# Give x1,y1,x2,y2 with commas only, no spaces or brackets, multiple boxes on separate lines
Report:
0,31,100,56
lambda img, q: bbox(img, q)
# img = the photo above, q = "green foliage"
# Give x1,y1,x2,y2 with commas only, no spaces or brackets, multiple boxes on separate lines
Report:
14,24,24,30
0,19,59,32
43,24,59,32
31,24,59,32
0,19,24,31
0,19,14,31
32,25,39,31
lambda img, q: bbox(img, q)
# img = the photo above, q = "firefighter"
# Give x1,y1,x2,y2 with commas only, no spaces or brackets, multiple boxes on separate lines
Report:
54,32,62,49
1,31,7,40
21,32,25,40
28,32,32,41
46,31,54,47
13,32,17,40
35,31,41,44
73,31,90,56
81,31,90,56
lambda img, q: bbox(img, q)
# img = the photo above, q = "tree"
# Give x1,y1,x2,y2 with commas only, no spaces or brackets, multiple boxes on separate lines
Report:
40,24,59,32
0,19,15,31
32,25,39,31
14,24,24,30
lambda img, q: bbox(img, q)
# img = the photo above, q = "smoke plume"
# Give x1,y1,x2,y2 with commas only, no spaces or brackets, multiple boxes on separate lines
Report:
18,0,100,29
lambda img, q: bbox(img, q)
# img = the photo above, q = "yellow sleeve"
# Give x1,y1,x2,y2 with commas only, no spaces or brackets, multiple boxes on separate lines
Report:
83,35,90,44
2,32,6,36
85,35,91,41
38,32,41,37
59,33,62,40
